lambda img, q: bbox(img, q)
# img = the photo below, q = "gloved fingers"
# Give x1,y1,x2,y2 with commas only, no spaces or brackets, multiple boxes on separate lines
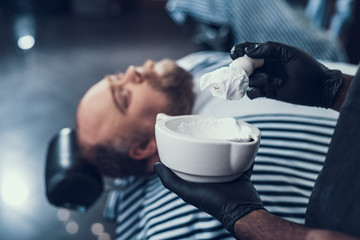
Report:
247,87,277,100
247,87,263,99
247,73,282,100
154,162,185,190
246,71,281,100
249,72,283,88
230,41,260,60
154,162,198,202
244,41,295,63
154,162,224,217
248,72,268,87
238,163,254,181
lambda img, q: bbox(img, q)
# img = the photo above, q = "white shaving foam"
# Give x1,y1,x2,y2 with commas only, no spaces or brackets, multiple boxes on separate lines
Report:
176,117,251,142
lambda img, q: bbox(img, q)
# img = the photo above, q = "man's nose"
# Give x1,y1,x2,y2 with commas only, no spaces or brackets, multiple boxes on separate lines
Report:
106,72,125,85
127,65,136,72
109,66,135,85
144,60,155,68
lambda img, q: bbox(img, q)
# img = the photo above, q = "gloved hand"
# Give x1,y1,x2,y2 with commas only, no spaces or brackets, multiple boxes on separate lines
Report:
230,41,344,108
154,162,264,234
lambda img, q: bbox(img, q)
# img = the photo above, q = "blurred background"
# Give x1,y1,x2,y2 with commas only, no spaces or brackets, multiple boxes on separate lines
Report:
0,1,198,240
0,0,358,240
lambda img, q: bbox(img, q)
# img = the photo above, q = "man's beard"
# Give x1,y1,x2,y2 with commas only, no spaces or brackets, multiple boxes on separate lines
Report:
89,144,148,178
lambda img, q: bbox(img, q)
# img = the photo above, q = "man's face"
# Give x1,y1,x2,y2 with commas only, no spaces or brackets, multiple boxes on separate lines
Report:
77,59,173,151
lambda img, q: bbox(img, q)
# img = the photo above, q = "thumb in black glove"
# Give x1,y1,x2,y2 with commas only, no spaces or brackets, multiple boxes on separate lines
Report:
154,162,264,234
230,41,343,108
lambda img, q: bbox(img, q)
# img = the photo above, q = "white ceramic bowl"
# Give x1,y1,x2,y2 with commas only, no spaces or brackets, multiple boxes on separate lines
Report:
155,113,261,183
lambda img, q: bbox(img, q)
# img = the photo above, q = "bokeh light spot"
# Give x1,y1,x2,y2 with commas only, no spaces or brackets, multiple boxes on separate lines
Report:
57,208,70,221
65,221,79,235
98,232,111,240
17,35,35,50
91,223,104,236
1,171,29,207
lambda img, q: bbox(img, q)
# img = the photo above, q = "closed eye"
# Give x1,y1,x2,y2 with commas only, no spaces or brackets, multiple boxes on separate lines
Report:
134,70,144,83
108,79,129,114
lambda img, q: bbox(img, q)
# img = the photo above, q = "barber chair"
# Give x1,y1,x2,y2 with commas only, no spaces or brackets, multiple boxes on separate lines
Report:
45,128,103,212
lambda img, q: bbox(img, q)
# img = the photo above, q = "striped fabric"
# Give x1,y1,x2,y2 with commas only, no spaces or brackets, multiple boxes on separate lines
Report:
104,51,347,239
240,113,336,224
166,0,228,25
114,176,234,240
166,0,348,62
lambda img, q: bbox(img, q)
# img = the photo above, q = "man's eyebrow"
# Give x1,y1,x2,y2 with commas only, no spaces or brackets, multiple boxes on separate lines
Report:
108,78,125,114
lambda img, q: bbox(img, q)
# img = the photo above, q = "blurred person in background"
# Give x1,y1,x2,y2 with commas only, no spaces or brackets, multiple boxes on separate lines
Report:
305,0,356,41
166,0,350,62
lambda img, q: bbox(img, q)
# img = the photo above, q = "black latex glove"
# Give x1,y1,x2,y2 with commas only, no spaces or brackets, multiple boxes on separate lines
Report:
154,162,264,234
230,41,344,108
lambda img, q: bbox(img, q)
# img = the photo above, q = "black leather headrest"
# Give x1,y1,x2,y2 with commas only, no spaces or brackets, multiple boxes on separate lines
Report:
45,128,103,211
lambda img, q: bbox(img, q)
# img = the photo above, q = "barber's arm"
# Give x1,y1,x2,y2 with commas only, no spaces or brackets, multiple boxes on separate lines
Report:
230,41,354,112
154,163,360,240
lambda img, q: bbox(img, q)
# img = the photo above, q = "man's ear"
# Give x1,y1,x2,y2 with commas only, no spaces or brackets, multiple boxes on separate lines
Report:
128,138,157,160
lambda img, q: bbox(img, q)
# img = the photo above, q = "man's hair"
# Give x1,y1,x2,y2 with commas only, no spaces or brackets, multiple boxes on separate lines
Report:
87,144,148,178
146,59,195,116
79,129,150,178
81,61,194,178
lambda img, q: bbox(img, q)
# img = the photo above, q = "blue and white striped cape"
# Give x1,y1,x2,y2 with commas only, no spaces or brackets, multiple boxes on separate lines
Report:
105,51,339,240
